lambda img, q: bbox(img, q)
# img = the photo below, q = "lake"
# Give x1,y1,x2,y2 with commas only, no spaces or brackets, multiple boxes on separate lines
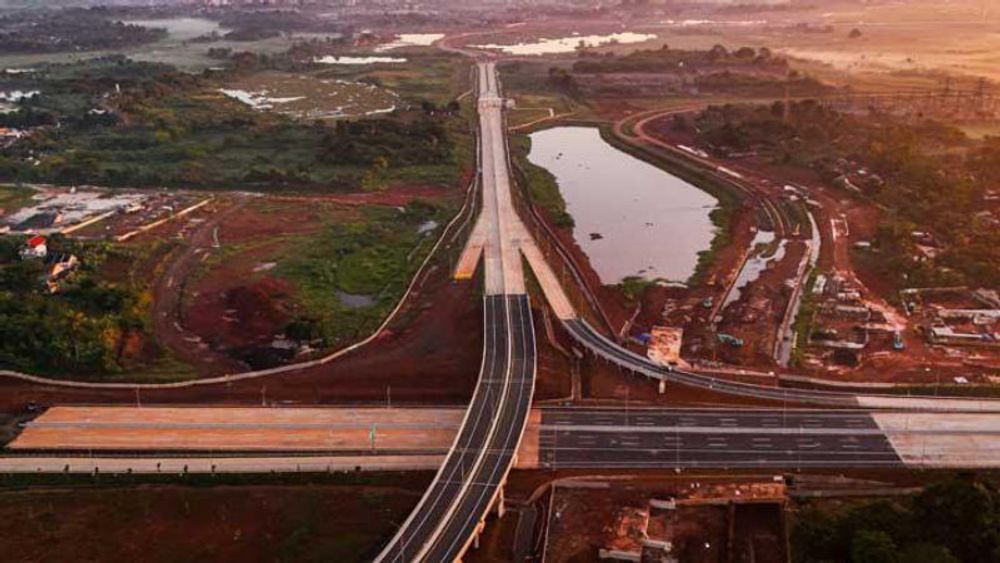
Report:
123,18,227,42
527,126,718,285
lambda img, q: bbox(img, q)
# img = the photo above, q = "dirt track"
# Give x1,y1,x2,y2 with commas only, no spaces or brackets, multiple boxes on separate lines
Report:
151,196,251,375
0,278,484,414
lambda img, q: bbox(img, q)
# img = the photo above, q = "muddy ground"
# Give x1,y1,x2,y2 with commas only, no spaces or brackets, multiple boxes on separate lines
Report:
533,480,785,563
151,187,463,377
0,475,430,563
637,115,1000,384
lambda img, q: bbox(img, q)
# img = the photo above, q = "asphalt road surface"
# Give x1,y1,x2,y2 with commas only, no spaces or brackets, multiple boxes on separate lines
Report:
376,295,510,562
563,318,1000,412
538,407,903,469
377,62,538,563
419,295,536,562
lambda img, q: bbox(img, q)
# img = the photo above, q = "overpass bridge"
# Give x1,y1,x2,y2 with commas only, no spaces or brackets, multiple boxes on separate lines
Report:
376,59,1000,562
374,62,539,563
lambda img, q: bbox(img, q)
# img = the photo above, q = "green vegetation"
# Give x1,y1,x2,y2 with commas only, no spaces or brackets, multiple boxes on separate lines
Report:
300,49,471,106
0,8,166,54
510,133,574,227
500,60,576,97
215,9,342,41
573,44,787,74
692,102,1000,289
0,184,35,216
616,275,657,303
792,476,1000,563
0,57,467,192
534,45,835,99
0,471,429,563
689,205,734,287
276,201,450,348
790,268,820,366
0,235,156,376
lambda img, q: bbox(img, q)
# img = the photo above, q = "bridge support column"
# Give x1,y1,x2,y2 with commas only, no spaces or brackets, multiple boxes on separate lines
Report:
495,485,506,518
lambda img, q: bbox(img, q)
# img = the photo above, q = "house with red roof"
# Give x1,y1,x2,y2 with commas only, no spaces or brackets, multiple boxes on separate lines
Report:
19,235,47,260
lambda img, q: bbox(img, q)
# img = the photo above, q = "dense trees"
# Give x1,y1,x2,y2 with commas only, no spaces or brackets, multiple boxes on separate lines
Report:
793,476,1000,563
572,44,788,74
0,9,166,54
0,238,148,375
318,118,452,168
693,102,1000,288
0,58,461,191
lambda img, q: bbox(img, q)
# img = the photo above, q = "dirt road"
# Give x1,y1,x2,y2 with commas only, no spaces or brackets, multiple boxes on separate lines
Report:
151,197,252,376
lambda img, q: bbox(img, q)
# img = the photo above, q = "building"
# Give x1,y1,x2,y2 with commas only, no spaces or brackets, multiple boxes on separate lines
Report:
19,235,47,260
45,254,80,294
647,326,683,367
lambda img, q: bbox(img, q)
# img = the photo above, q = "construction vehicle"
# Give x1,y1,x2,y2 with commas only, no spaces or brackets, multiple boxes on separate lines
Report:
718,333,745,348
893,331,905,351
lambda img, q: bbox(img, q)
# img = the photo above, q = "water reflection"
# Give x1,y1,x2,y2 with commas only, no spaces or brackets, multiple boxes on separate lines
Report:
527,126,718,285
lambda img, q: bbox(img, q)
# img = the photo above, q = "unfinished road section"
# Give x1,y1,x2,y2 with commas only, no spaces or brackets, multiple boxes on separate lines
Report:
8,406,462,456
376,62,538,563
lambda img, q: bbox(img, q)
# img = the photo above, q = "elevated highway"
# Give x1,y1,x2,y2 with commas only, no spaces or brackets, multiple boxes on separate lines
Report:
563,317,1000,412
375,62,538,563
380,56,1000,563
5,55,999,563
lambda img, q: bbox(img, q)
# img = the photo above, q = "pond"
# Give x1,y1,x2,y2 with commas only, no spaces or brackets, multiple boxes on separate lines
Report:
527,126,718,285
221,72,398,119
337,291,376,309
123,18,227,41
473,32,656,56
376,33,446,52
722,230,784,310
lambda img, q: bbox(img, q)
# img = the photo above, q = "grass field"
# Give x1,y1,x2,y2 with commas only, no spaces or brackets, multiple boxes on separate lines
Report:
325,50,472,105
273,202,454,347
222,71,400,120
0,184,36,219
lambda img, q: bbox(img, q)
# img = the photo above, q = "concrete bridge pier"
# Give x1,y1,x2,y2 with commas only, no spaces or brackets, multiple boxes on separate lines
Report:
495,485,507,518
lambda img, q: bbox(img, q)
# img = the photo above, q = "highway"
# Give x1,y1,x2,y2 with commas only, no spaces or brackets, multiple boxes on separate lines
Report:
376,56,1000,562
418,295,535,562
562,318,1000,412
376,62,538,563
537,407,903,469
376,295,512,562
5,52,996,563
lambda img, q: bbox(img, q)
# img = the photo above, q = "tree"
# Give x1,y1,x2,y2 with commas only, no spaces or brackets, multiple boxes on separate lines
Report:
912,478,1000,562
899,544,959,563
849,28,863,39
360,155,390,193
850,530,898,563
709,44,729,61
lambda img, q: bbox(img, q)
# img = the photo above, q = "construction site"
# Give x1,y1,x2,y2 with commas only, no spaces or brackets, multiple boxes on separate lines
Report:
1,2,1000,562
